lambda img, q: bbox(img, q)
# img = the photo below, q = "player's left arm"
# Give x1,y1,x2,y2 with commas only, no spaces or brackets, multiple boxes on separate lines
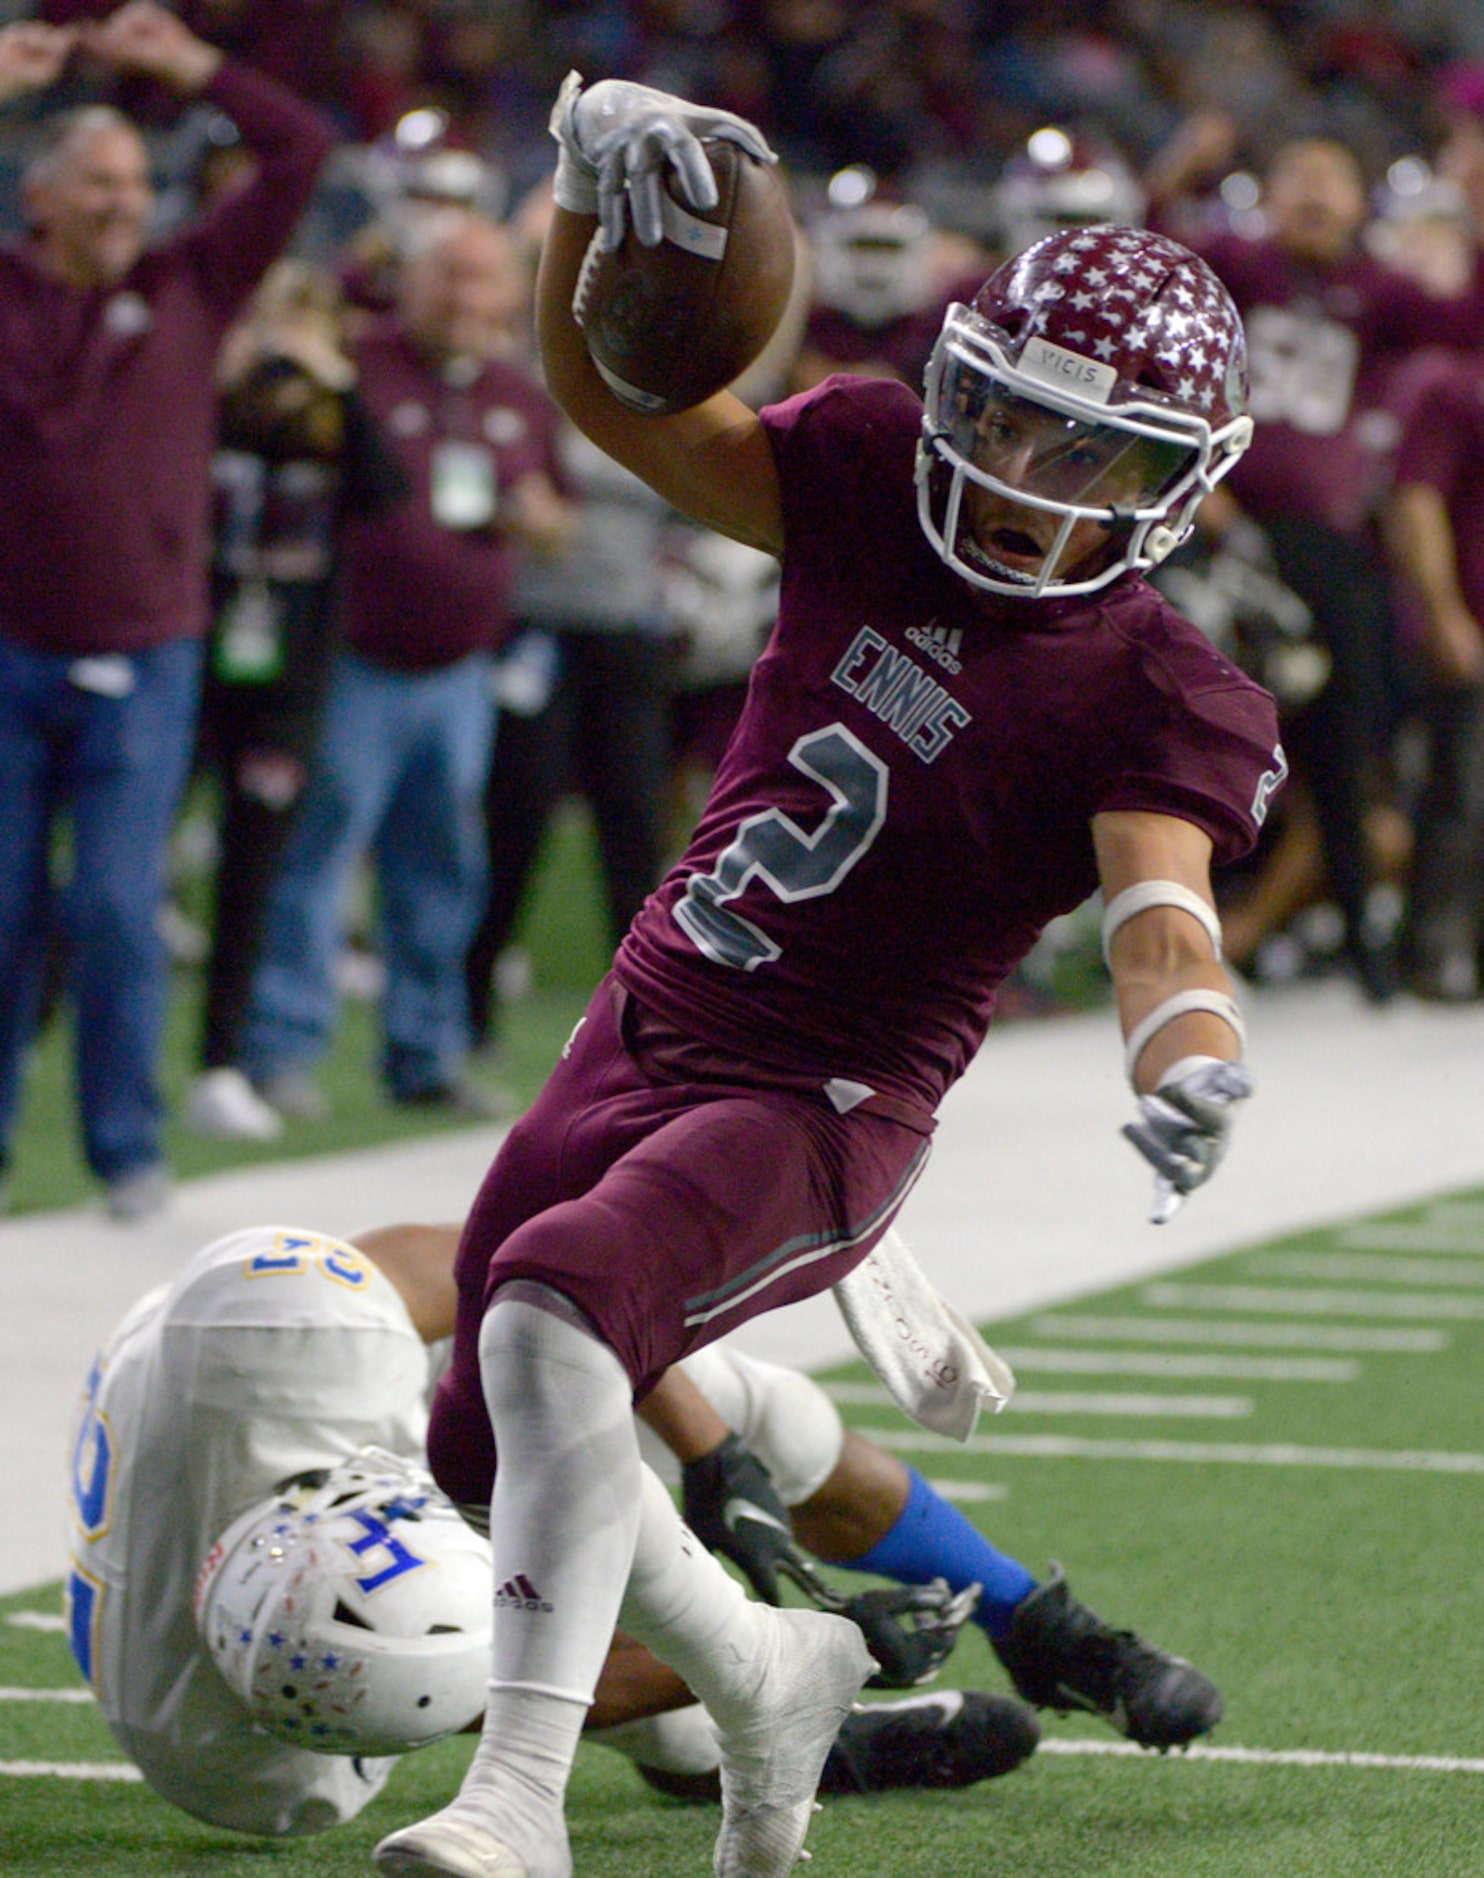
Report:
535,75,784,556
1093,808,1252,1221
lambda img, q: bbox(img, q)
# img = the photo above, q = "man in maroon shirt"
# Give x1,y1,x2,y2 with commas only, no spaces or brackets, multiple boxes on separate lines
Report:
373,78,1284,1878
1384,357,1484,1001
1149,128,1484,1000
0,2,331,1222
238,211,572,1120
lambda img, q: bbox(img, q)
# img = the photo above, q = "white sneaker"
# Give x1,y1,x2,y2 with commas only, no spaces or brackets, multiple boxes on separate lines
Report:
104,1164,173,1225
255,1069,330,1122
713,1607,875,1878
184,1068,284,1141
374,1803,569,1878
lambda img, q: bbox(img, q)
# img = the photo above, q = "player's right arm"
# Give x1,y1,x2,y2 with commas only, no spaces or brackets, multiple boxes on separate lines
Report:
535,75,784,557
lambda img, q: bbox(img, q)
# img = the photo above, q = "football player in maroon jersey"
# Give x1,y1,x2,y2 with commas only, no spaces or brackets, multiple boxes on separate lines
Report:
374,77,1284,1878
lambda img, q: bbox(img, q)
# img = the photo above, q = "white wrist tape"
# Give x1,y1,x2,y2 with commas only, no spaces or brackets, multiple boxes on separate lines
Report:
548,70,600,217
1156,1053,1226,1092
1102,880,1223,967
1124,990,1245,1084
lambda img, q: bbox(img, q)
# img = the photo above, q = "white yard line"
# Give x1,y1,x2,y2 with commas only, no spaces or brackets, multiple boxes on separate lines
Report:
0,1761,140,1781
1337,1224,1484,1255
854,1426,1484,1475
6,1741,1483,1784
1027,1315,1447,1351
1006,1391,1256,1419
1038,1739,1484,1775
994,1349,1358,1382
0,1687,92,1702
928,1479,1007,1502
1246,1252,1484,1286
1143,1283,1484,1319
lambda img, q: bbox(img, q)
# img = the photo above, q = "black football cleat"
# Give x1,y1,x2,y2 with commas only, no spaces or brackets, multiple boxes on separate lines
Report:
991,1565,1223,1751
818,1688,1041,1794
636,1688,1040,1804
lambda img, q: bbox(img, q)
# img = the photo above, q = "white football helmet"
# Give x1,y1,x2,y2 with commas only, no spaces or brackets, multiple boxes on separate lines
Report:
916,225,1253,599
809,197,934,329
994,126,1147,258
193,1448,492,1756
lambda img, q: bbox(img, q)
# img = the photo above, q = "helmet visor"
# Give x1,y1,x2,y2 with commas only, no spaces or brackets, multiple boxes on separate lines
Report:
938,351,1196,515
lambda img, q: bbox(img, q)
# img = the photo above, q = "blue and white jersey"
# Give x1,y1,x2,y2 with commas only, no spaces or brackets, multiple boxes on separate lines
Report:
65,1226,432,1836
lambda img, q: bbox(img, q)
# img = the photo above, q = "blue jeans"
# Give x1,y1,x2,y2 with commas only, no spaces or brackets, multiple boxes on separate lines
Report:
241,647,495,1098
0,635,204,1181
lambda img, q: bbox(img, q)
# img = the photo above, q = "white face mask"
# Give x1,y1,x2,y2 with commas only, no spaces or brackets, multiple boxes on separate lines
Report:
916,305,1251,599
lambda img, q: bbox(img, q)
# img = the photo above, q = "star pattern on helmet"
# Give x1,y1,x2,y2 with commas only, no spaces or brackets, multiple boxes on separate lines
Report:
1010,227,1244,415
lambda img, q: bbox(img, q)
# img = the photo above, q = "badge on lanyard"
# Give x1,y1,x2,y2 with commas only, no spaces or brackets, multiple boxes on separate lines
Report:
430,440,498,530
215,580,285,684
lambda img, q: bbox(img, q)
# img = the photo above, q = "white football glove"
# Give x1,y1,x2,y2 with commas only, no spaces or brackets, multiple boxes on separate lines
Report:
1122,1056,1254,1224
549,69,778,250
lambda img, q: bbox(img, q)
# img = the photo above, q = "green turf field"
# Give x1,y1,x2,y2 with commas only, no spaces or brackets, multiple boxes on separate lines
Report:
6,1184,1483,1877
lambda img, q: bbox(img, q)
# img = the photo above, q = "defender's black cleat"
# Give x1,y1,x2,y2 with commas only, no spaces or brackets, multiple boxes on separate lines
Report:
819,1689,1041,1793
636,1689,1040,1804
991,1565,1223,1751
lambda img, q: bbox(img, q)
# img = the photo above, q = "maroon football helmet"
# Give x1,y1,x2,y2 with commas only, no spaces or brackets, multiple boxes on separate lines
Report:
916,225,1253,598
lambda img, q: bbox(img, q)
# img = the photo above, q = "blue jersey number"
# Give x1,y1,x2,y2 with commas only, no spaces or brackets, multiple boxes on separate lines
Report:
674,724,888,970
67,1354,114,1689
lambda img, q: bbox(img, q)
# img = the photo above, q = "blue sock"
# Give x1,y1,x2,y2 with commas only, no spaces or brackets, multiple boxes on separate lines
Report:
841,1467,1038,1640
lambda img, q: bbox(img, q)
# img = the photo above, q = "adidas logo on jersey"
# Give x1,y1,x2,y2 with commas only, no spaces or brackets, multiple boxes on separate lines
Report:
905,622,963,674
494,1573,554,1612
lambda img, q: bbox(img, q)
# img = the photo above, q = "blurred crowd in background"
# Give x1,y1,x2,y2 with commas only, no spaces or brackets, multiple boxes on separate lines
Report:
6,0,1484,1215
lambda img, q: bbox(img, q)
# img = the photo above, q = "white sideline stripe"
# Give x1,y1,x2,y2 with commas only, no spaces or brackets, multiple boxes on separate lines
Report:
997,1348,1358,1383
1009,1391,1254,1419
1037,1739,1484,1775
0,1760,140,1782
0,1688,91,1703
1339,1224,1484,1255
1247,1252,1484,1288
1144,1283,1484,1320
1029,1315,1446,1352
5,1613,65,1633
852,1426,1484,1474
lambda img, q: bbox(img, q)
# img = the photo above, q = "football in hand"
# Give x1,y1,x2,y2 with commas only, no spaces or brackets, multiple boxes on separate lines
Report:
573,138,795,415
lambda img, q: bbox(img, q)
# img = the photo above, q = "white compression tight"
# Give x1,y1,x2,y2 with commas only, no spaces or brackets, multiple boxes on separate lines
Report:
455,1290,780,1843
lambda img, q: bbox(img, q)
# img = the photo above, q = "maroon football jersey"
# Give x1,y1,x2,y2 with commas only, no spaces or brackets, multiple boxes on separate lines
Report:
615,375,1283,1122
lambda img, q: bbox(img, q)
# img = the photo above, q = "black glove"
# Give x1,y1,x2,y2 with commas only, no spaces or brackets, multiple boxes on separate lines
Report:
766,1547,981,1689
829,1579,981,1689
681,1432,796,1604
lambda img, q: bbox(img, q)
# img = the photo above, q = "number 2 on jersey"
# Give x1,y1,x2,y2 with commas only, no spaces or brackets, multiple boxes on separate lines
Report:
674,723,888,970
